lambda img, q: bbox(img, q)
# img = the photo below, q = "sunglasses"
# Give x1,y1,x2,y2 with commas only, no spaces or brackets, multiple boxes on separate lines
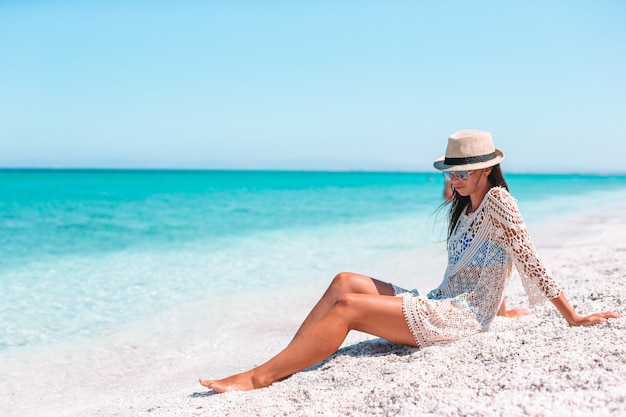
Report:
443,170,473,181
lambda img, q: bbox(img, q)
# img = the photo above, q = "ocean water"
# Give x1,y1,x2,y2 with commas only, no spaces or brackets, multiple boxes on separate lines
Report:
2,169,626,353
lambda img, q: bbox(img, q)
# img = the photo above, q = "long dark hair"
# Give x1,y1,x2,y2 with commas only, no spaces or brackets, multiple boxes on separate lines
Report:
446,164,509,241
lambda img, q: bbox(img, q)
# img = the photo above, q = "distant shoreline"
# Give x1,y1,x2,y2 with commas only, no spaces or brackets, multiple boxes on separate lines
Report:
2,167,626,176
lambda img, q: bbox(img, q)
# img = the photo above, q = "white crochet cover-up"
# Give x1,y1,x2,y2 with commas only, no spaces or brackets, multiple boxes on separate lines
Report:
396,187,562,348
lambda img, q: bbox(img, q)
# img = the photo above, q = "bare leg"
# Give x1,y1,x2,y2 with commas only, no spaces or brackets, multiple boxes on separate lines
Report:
199,291,416,392
291,272,395,341
497,298,531,318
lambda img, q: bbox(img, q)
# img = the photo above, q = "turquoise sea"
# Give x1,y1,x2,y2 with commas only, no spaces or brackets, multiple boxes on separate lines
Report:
2,169,626,352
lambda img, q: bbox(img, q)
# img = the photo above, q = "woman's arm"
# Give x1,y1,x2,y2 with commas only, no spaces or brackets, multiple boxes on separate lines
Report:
550,292,622,326
487,189,621,323
487,189,562,305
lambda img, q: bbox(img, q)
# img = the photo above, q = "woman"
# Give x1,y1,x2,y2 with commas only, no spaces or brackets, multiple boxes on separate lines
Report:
200,129,621,392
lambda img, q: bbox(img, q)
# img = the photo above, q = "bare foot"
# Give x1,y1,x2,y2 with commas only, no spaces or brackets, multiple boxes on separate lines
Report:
500,307,531,318
199,372,259,392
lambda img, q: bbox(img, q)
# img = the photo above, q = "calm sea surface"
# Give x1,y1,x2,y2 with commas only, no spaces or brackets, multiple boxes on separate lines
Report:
2,169,626,351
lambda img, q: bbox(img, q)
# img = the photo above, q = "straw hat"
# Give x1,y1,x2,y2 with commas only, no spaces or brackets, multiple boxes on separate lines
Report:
433,129,505,171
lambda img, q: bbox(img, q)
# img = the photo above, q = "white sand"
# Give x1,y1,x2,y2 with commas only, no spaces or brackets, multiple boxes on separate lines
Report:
3,207,626,417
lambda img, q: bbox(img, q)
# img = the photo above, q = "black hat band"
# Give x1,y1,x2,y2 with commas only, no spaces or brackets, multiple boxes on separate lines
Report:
443,151,497,166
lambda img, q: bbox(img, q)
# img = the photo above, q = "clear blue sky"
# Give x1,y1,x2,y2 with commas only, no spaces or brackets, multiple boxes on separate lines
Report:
1,1,625,172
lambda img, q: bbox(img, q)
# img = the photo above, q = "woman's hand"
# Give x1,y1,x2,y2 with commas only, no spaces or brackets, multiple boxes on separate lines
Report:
566,311,623,326
497,298,531,318
550,292,623,326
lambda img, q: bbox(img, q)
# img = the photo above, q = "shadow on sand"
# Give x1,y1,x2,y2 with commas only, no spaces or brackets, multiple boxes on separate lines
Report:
190,338,418,397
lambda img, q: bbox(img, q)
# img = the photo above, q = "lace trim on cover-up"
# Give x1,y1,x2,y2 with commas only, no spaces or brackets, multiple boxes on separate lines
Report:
399,187,562,348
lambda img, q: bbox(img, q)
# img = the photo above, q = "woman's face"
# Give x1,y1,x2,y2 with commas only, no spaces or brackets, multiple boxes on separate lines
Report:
449,168,489,196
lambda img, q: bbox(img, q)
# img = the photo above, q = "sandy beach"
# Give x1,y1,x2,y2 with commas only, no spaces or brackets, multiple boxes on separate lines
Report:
3,205,626,417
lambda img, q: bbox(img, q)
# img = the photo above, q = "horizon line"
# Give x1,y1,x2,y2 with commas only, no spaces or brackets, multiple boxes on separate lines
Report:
1,167,626,176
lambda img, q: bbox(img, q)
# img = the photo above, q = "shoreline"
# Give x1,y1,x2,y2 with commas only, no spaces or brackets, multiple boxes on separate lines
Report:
3,205,626,416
